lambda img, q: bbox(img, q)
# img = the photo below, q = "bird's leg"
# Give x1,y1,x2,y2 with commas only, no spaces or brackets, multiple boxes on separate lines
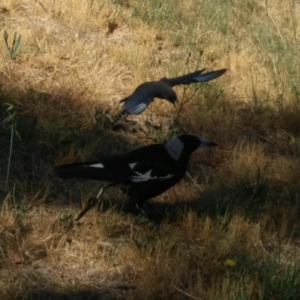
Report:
96,184,109,198
75,183,116,222
135,199,163,225
135,198,147,215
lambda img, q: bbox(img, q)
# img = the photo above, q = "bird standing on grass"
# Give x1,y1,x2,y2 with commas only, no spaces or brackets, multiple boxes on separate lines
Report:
118,68,227,117
54,135,217,220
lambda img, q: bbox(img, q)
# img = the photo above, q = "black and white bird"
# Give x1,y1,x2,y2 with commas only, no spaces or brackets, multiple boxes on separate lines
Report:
55,135,217,218
119,68,227,117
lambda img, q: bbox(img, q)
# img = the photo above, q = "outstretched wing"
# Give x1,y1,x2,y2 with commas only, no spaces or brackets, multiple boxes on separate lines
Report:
120,90,153,115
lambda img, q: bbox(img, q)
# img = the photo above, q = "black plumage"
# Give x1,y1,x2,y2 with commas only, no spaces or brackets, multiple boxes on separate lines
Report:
55,135,217,215
119,68,227,116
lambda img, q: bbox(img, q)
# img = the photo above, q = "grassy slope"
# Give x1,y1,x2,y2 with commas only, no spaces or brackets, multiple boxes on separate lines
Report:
1,0,300,299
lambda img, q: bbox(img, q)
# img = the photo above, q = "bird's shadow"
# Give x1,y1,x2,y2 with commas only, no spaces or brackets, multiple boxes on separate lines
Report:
15,290,110,300
92,176,290,226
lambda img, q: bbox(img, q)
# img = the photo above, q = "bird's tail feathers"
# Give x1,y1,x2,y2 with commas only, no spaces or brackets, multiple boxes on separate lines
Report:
165,68,205,86
55,161,112,181
167,68,226,86
193,69,227,83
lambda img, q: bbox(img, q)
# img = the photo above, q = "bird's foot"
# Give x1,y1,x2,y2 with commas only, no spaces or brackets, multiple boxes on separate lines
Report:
136,202,163,225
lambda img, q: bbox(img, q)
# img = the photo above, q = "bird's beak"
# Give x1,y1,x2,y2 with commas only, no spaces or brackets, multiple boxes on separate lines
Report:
173,99,178,106
198,137,218,147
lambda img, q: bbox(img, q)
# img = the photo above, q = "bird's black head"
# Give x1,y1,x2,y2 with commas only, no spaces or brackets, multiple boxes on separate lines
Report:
154,80,178,105
159,88,177,105
165,134,217,161
165,91,178,105
180,134,217,150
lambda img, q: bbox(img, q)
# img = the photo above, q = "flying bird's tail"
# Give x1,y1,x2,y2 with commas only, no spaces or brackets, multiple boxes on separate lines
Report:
55,161,116,182
165,68,227,87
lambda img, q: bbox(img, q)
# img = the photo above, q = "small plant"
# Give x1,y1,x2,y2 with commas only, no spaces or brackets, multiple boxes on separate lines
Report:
4,30,22,60
2,103,20,191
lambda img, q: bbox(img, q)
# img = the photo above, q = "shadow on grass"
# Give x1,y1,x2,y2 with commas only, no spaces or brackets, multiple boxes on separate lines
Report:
93,178,298,226
1,84,300,228
15,290,112,300
0,87,143,205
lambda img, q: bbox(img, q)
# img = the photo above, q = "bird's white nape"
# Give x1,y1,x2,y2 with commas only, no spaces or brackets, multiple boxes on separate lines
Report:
85,163,104,168
165,138,184,161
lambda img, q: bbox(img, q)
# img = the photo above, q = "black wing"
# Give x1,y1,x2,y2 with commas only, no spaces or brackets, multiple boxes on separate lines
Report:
55,158,174,184
55,145,175,184
120,90,153,115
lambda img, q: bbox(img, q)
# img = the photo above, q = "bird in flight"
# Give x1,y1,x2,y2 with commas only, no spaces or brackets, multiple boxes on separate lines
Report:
55,134,217,220
118,68,227,117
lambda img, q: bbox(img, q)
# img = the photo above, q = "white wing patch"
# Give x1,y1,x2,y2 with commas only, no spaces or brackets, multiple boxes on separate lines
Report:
130,102,147,115
86,163,104,168
131,169,174,183
129,162,137,169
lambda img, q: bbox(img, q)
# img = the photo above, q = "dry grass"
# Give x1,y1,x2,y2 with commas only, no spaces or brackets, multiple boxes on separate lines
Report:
1,0,300,299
